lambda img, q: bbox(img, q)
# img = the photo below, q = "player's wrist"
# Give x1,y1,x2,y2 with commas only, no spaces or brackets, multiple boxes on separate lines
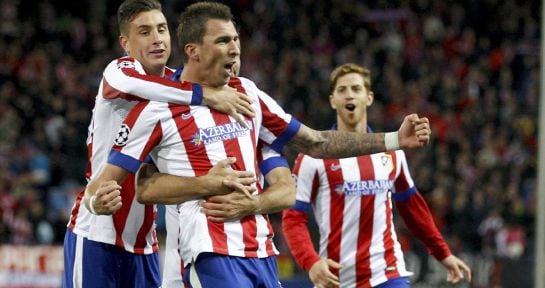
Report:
385,132,400,151
87,194,98,215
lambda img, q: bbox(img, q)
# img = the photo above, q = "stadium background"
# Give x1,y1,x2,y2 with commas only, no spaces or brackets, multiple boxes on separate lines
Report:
0,0,539,287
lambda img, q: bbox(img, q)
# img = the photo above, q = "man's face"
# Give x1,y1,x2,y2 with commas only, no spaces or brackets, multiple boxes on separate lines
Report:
119,9,171,76
196,19,240,86
329,72,373,127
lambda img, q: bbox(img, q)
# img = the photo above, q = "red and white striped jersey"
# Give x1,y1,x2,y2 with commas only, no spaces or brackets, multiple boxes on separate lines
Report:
67,56,203,254
107,76,301,265
161,143,289,288
286,150,416,287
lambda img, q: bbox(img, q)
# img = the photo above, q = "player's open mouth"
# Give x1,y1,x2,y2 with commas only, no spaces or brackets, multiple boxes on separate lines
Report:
224,62,235,70
150,49,165,55
345,104,356,111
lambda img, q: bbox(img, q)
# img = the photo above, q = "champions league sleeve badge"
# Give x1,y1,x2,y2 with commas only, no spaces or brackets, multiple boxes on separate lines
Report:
114,124,131,146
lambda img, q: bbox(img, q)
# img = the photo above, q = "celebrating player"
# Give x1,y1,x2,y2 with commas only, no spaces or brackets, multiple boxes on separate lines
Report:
62,0,257,287
282,63,471,288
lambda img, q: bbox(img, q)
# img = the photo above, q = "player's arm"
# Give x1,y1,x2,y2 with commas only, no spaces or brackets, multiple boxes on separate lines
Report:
395,191,471,283
104,57,254,126
83,164,130,215
393,152,471,283
136,158,257,205
288,113,430,159
283,205,341,287
254,86,429,158
201,165,295,222
200,144,295,222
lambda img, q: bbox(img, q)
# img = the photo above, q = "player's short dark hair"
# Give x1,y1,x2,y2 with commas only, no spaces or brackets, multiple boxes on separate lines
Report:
329,63,371,94
117,0,162,36
177,1,236,63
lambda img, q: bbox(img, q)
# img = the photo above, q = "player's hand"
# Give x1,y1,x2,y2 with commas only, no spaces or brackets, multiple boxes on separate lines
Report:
201,85,254,128
440,255,472,284
200,183,257,222
205,158,256,196
309,258,342,288
92,180,122,215
398,114,431,148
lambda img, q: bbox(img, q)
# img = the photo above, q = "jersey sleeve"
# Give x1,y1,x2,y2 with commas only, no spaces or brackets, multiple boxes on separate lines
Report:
257,142,289,176
107,101,164,173
233,78,301,153
391,151,452,261
282,153,321,271
101,57,203,105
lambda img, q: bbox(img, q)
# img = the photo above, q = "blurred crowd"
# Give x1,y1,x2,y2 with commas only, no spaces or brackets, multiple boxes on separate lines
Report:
0,0,539,275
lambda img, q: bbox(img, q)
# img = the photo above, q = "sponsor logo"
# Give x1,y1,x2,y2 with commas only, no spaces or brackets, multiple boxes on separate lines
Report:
114,124,131,146
191,120,253,146
333,179,393,196
181,113,193,120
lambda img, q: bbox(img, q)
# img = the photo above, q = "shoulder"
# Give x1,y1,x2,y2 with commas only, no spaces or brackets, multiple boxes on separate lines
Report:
104,56,145,73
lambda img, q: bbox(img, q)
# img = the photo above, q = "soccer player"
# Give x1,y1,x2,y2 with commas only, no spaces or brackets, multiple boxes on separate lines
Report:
84,3,432,287
62,0,257,287
282,63,472,288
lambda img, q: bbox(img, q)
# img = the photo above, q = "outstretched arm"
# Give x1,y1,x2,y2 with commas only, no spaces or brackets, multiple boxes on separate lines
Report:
288,114,430,158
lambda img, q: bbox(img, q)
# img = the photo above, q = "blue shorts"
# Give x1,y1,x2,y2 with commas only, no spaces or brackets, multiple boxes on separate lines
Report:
63,229,161,288
185,252,281,288
374,277,411,288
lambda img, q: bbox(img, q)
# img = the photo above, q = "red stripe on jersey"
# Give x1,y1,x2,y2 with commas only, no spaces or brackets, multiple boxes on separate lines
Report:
133,203,156,253
119,67,193,90
169,104,211,175
324,159,344,277
355,156,375,288
140,122,163,161
68,189,85,230
102,77,126,100
383,152,400,280
113,174,137,250
394,153,410,193
259,98,289,138
85,139,92,180
263,214,276,255
292,154,304,175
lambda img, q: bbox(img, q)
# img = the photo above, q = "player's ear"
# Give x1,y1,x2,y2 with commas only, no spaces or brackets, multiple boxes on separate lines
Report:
367,91,374,107
119,35,130,54
329,94,337,110
185,43,199,61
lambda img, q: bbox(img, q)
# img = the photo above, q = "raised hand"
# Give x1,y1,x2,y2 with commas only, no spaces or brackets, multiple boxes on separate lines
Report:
202,85,255,128
309,258,342,288
398,114,431,148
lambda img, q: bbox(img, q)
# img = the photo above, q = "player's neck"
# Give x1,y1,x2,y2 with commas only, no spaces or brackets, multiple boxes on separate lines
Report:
336,119,367,133
179,63,225,87
142,66,165,77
